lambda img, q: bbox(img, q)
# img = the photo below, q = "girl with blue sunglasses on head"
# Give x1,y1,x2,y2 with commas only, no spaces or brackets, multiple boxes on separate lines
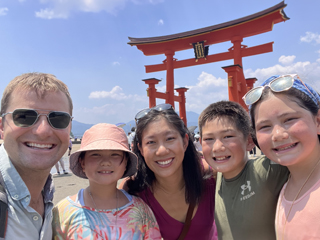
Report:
244,74,320,240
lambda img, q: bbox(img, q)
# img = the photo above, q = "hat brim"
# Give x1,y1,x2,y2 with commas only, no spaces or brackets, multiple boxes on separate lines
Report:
69,139,138,179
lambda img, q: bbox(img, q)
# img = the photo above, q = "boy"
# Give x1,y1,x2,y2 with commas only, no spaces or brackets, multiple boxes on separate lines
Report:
199,100,289,240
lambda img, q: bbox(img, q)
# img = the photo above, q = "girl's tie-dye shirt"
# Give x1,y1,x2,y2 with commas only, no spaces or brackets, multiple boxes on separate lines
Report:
53,189,162,240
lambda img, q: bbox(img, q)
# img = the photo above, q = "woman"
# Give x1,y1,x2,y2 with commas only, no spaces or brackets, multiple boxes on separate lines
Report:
127,104,217,240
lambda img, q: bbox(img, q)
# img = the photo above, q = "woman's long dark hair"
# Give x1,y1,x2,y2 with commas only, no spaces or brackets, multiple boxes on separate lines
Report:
127,108,204,204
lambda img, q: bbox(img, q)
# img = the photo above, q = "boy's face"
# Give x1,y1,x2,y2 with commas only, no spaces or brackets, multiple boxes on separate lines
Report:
201,117,253,179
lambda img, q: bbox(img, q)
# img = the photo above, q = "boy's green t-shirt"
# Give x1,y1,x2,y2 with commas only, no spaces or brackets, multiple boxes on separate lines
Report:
215,156,289,240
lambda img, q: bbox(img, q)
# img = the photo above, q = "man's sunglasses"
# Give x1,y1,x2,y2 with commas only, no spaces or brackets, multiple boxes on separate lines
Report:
242,74,315,106
1,109,73,129
135,103,173,124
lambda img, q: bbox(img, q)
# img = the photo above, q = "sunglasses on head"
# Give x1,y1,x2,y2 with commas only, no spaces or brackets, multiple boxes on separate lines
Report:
135,103,173,124
1,109,73,129
242,74,315,106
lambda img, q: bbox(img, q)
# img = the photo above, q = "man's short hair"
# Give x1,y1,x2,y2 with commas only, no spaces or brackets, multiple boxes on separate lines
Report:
1,73,73,115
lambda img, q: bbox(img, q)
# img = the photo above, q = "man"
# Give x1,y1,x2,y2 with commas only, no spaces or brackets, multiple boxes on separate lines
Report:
0,73,73,239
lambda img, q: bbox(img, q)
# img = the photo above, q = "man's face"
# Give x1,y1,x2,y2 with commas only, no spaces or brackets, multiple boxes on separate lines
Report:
0,88,71,175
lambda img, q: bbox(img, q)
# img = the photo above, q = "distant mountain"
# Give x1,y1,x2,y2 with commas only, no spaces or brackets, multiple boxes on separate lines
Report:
71,111,200,138
71,120,94,138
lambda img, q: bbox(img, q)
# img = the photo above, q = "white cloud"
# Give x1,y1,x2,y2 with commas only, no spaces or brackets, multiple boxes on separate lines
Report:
158,19,164,25
300,32,320,44
279,55,296,65
112,61,120,66
0,8,8,16
35,8,68,19
75,91,148,124
244,60,320,91
35,0,163,19
88,86,146,101
184,72,228,112
131,0,164,4
89,86,130,100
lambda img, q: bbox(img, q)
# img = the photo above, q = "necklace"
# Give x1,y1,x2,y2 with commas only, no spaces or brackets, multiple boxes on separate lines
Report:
277,158,320,240
89,189,119,239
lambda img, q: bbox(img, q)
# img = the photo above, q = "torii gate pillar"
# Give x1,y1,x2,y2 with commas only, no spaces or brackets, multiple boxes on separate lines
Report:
165,50,175,106
246,78,258,91
142,78,161,108
222,64,248,110
142,78,189,125
175,87,188,125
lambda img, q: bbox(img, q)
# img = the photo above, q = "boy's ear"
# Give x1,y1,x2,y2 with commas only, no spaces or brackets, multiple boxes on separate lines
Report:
246,135,256,151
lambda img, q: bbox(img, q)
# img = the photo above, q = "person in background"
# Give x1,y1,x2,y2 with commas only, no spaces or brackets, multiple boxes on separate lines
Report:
193,134,202,154
54,158,68,175
0,72,73,239
68,137,72,156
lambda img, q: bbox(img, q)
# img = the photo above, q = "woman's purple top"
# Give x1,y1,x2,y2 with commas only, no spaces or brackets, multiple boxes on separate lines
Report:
140,178,217,240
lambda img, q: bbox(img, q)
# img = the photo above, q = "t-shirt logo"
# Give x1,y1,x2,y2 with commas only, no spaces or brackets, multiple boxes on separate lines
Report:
241,181,251,195
240,180,255,201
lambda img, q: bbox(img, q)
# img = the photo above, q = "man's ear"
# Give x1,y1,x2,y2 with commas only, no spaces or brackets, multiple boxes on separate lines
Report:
0,117,4,139
246,135,256,151
137,143,144,157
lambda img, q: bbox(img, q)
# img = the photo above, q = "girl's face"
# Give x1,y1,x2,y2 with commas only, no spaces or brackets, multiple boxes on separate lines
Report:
254,93,320,167
80,149,127,186
138,117,188,180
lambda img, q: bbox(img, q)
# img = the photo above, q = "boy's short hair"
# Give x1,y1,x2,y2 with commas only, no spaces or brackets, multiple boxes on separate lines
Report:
198,100,252,139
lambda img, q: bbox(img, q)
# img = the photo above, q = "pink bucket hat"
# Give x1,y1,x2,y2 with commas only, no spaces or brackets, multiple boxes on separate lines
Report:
69,123,138,179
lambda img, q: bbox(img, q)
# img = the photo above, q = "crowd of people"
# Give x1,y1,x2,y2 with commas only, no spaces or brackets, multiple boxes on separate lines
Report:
0,72,319,239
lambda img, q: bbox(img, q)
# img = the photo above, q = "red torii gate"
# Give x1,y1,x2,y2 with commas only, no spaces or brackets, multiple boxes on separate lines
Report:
128,1,289,125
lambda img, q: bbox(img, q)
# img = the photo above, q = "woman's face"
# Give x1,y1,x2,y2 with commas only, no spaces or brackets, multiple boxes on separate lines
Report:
254,93,320,168
80,149,127,186
138,117,189,180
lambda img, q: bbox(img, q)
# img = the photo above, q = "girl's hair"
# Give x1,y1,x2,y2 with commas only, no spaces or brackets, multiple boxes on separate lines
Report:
127,108,204,204
249,87,320,146
78,151,131,177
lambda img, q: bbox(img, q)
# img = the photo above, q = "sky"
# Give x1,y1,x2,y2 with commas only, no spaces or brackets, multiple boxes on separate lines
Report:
0,0,320,125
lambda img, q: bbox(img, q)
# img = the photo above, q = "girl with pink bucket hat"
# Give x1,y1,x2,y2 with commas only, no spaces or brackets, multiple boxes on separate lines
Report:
52,123,162,239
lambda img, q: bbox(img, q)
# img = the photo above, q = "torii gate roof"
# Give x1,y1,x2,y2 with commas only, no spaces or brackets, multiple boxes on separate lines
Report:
128,1,289,56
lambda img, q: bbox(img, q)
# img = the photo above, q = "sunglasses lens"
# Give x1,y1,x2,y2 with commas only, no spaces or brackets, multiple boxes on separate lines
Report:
270,76,293,92
48,112,71,129
12,109,38,127
243,87,264,105
135,109,150,121
153,103,172,111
